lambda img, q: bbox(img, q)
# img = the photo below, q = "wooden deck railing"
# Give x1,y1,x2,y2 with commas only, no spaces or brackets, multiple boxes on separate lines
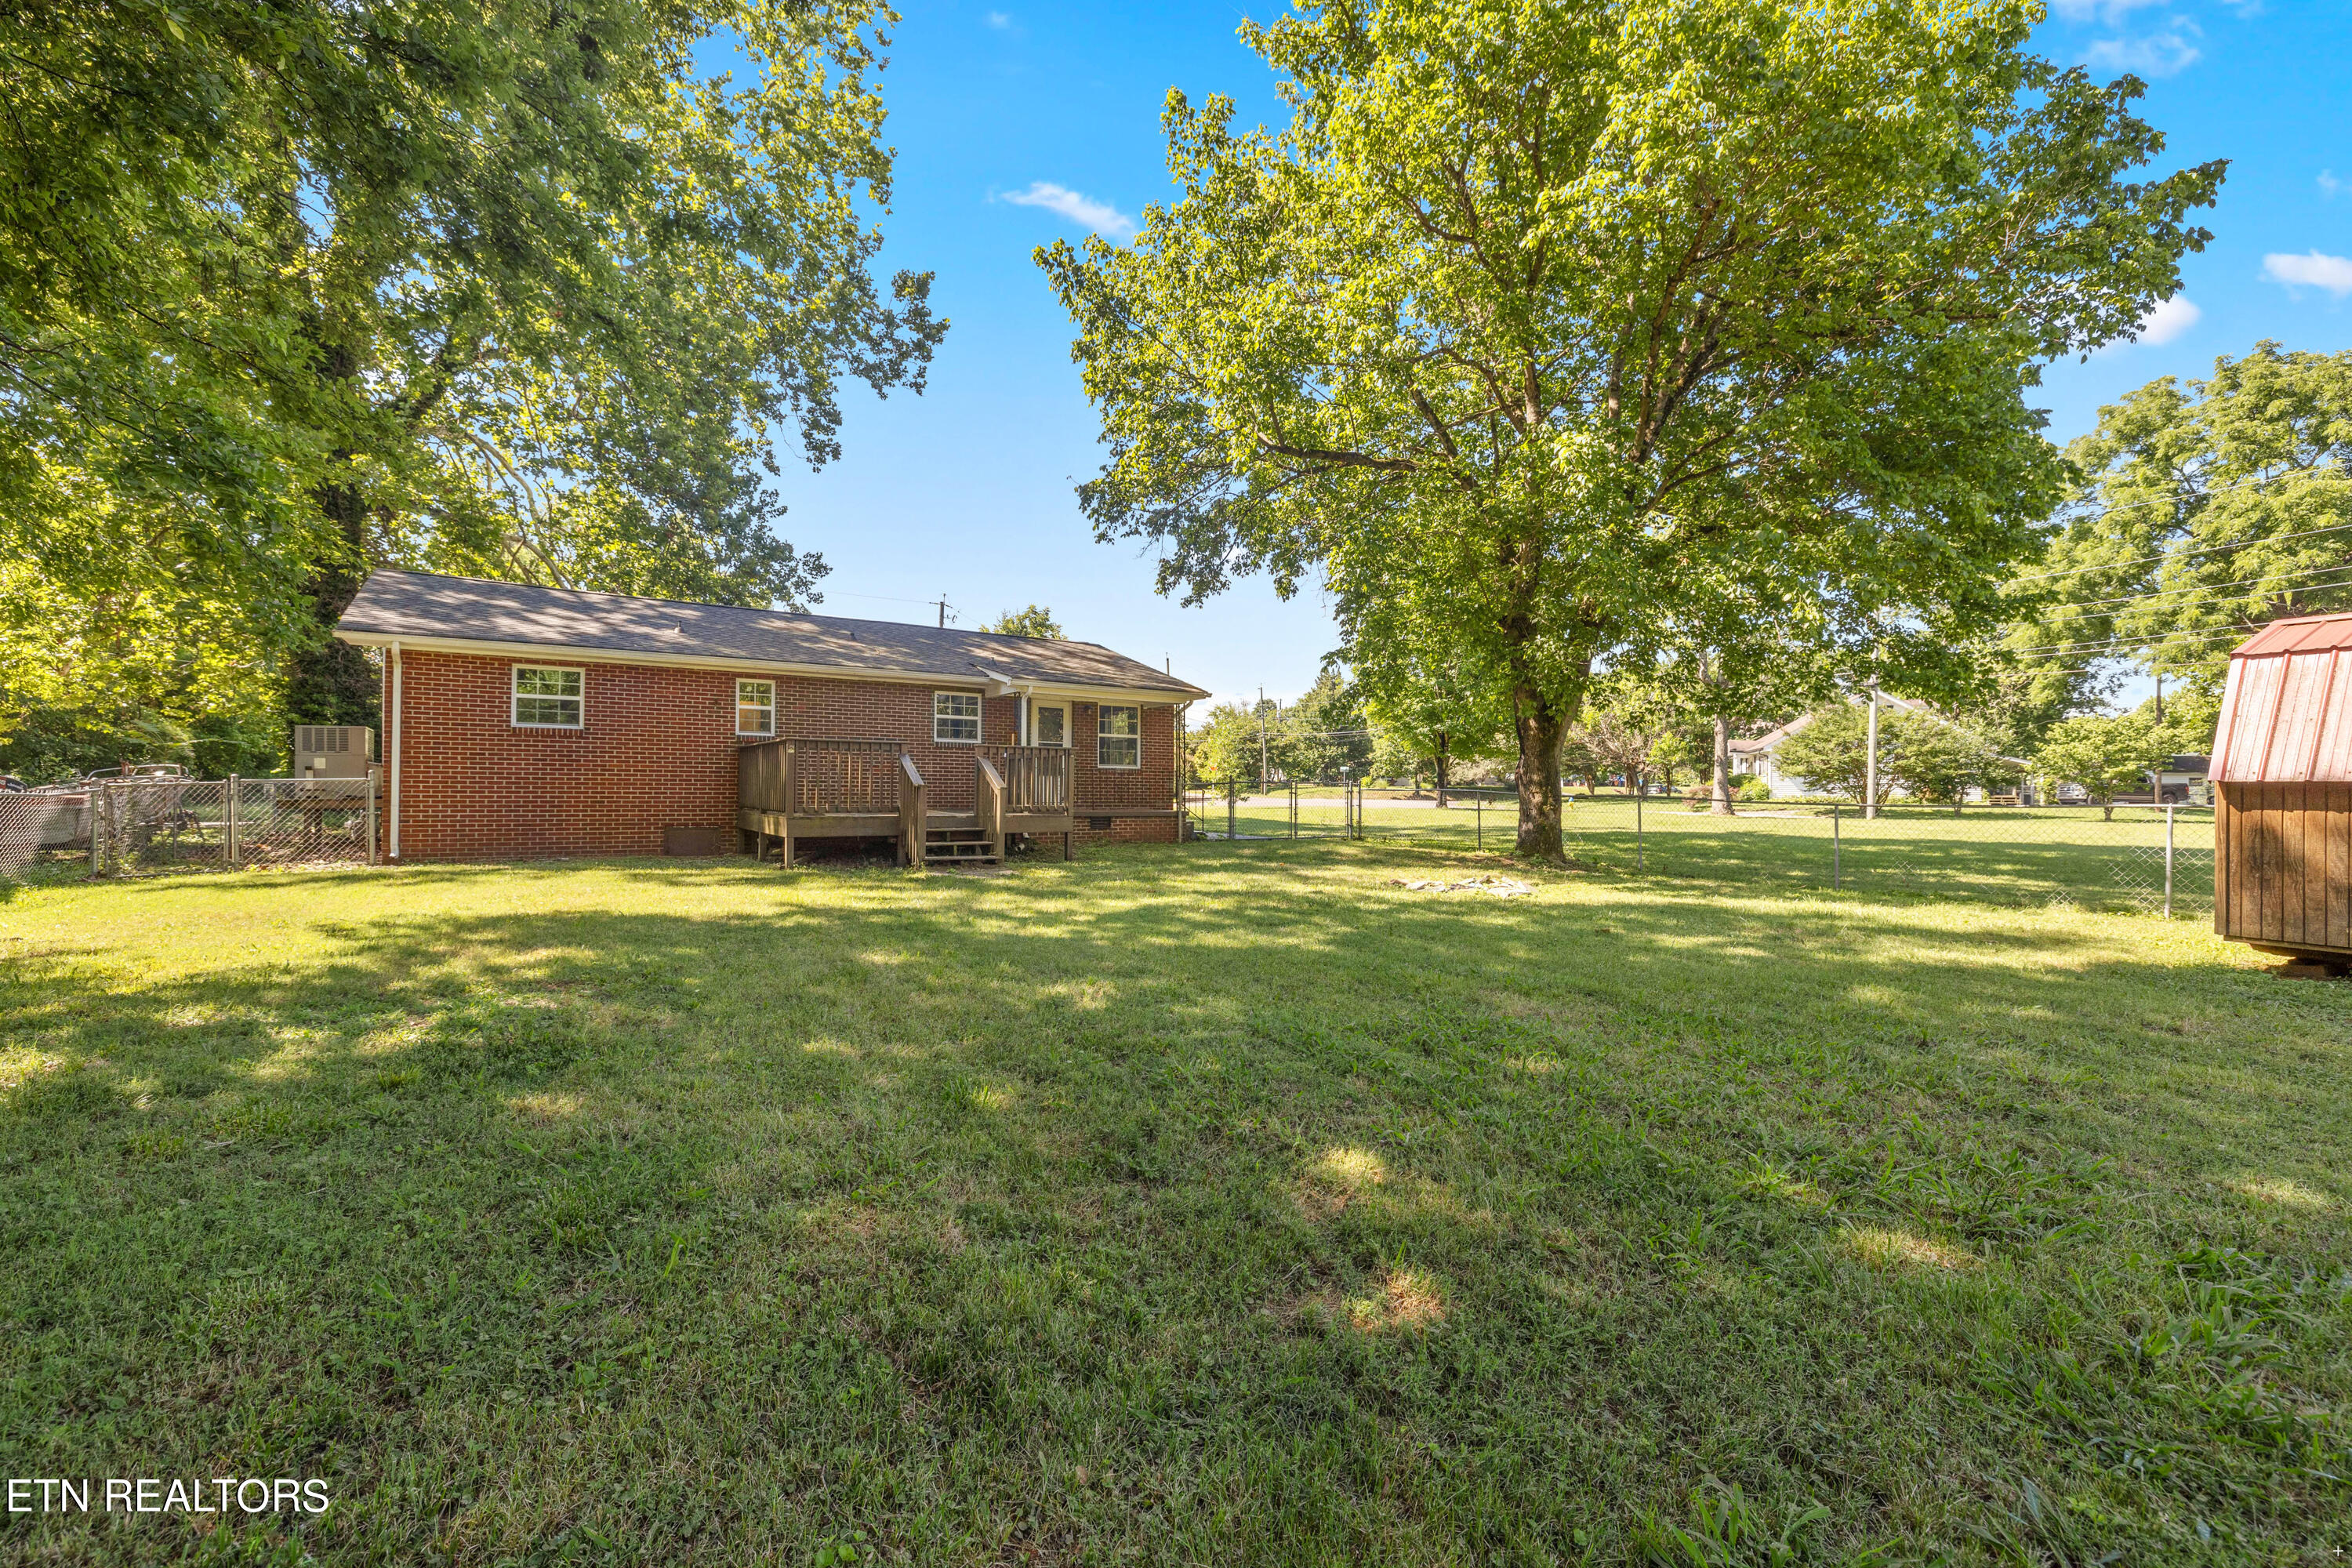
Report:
984,746,1072,815
976,754,1006,858
741,738,904,816
897,754,925,866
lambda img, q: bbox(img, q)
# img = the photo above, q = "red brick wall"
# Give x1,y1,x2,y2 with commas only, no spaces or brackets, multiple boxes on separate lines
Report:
1069,815,1181,848
386,651,1181,861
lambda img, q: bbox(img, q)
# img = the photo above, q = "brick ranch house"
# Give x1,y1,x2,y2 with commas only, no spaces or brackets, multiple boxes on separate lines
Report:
335,570,1207,863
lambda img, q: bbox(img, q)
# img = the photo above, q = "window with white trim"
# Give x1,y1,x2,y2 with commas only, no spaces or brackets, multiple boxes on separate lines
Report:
933,691,981,743
735,679,775,736
512,666,583,728
1097,704,1141,769
1032,701,1068,747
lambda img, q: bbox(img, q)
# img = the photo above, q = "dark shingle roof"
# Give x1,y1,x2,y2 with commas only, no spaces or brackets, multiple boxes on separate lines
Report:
336,570,1207,699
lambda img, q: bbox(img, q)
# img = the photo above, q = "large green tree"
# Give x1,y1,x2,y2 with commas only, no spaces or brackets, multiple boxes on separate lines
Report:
2008,344,2352,717
1,0,941,744
1040,0,2220,858
1774,702,1902,805
2034,710,2166,820
1359,653,1511,804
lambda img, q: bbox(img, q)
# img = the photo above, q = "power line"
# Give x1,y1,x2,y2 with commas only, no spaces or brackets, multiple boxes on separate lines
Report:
2007,622,2261,660
2030,561,2352,615
830,590,941,607
2042,468,2350,528
2011,510,2352,583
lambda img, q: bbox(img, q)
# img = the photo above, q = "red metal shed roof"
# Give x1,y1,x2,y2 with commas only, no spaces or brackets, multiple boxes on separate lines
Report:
2212,612,2352,782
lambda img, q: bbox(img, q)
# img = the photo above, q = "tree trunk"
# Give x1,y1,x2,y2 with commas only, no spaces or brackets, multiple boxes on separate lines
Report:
285,325,380,730
1711,713,1735,815
1512,692,1564,859
284,473,380,728
1434,731,1450,809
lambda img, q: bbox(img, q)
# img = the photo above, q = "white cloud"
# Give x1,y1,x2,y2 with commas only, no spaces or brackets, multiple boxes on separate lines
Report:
2321,170,2343,200
996,181,1136,238
2093,294,2201,354
2264,251,2352,298
2084,26,2201,75
984,9,1010,27
2136,293,2202,344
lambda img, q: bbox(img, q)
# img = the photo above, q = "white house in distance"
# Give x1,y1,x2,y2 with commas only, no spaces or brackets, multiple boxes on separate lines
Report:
1731,696,1933,800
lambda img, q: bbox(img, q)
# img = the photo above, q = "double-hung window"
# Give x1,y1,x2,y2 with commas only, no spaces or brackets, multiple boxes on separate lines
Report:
512,666,583,728
736,679,775,736
1097,704,1141,769
933,691,981,743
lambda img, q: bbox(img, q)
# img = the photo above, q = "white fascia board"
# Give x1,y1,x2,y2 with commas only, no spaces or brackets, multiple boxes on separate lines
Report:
334,630,1202,705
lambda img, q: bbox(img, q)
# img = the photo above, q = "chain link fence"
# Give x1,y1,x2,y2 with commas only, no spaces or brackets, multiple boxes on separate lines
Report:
0,775,379,880
1187,783,2215,916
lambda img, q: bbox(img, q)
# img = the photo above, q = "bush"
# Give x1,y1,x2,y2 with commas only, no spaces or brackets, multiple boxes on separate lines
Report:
1737,777,1773,802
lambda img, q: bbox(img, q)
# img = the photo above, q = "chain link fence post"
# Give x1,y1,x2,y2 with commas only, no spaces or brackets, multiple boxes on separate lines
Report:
1832,803,1842,891
2164,803,2175,919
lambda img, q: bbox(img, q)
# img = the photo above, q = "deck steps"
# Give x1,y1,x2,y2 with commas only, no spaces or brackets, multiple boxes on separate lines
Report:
922,828,1000,865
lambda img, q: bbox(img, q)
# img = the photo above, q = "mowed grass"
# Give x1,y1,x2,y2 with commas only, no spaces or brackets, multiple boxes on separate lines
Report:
1215,800,2213,913
1,843,2347,1566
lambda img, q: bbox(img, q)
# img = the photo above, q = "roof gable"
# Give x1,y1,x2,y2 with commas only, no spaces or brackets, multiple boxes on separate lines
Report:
2213,613,2352,782
334,570,1207,699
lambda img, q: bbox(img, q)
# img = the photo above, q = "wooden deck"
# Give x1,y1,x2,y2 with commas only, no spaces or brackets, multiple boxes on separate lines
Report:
737,738,1075,866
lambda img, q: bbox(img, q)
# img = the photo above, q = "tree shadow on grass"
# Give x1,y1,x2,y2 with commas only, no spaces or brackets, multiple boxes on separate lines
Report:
2,847,2347,1563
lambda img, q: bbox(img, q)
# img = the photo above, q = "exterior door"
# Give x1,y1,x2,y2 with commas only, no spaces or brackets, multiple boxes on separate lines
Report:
1033,702,1069,748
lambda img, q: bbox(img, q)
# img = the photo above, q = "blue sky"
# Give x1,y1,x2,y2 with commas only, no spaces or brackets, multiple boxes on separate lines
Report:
745,0,2352,713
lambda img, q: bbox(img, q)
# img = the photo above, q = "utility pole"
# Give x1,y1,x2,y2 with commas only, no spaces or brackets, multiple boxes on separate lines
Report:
935,594,953,628
1258,686,1269,792
1864,683,1881,821
2154,672,2164,725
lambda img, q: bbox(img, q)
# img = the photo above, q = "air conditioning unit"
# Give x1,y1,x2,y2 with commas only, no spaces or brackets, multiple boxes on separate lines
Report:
292,725,374,779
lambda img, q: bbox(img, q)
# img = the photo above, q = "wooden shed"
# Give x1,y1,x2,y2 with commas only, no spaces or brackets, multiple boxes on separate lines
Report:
2211,612,2352,965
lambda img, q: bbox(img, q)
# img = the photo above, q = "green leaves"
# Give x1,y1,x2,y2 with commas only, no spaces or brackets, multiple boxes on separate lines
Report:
2034,711,2169,815
2019,343,2352,702
1043,0,2217,856
1,0,942,749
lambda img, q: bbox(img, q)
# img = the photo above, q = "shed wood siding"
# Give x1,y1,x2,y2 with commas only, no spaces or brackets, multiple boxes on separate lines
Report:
2216,782,2352,952
387,650,1177,861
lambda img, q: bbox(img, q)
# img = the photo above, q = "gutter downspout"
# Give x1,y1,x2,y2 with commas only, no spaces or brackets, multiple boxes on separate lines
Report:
388,641,402,861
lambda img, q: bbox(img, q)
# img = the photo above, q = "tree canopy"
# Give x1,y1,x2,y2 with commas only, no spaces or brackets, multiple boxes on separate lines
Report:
1041,0,2220,858
2006,344,2352,728
2034,711,2167,819
1,0,940,766
1359,654,1511,800
984,606,1068,640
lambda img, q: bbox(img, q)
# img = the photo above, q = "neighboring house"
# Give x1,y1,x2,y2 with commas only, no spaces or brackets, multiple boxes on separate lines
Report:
1729,696,1933,800
333,570,1207,862
2150,753,2211,806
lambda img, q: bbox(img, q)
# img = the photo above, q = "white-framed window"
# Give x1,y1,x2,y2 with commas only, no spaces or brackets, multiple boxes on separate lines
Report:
1032,701,1069,747
736,678,775,736
1097,704,1142,769
933,691,981,744
512,665,583,728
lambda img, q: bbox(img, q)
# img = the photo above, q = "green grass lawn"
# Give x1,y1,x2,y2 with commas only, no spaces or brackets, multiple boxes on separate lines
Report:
2,843,2346,1564
1206,800,2217,916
